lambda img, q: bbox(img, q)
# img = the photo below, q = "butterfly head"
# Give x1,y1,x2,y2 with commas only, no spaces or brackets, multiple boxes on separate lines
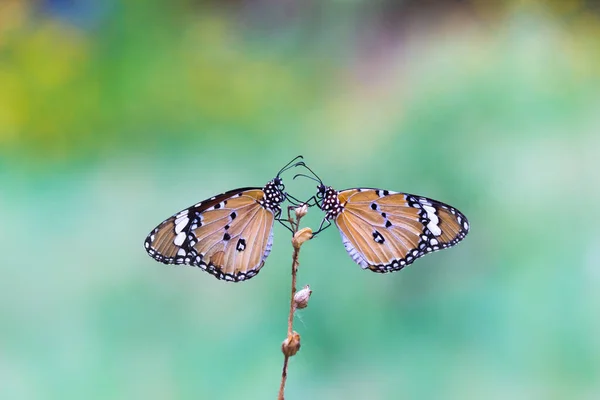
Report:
262,177,286,212
316,183,329,199
259,156,306,212
291,164,342,218
316,184,343,219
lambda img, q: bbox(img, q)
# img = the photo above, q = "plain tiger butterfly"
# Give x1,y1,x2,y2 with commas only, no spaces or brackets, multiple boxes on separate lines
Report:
144,156,305,282
296,168,470,273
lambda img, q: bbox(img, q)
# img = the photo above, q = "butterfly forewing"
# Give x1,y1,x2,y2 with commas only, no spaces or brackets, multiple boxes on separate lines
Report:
333,188,469,273
144,187,277,282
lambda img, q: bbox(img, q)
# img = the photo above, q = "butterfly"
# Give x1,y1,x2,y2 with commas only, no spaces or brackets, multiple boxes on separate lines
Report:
144,156,305,282
296,168,470,273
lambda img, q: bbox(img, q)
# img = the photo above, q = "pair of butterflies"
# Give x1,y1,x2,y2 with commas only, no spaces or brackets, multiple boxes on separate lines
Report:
144,156,470,282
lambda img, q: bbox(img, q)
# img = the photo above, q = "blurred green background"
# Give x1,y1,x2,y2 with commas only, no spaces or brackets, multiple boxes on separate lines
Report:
2,0,599,399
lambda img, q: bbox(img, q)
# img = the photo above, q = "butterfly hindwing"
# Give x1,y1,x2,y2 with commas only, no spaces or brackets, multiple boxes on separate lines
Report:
145,187,276,282
332,188,469,273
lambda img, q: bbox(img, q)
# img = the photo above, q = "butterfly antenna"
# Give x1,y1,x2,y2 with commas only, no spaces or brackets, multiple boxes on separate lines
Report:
276,155,304,177
293,173,320,184
293,163,323,186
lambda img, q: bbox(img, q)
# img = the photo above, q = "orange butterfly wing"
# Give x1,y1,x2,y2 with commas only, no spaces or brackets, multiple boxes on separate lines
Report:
145,188,275,281
335,189,469,272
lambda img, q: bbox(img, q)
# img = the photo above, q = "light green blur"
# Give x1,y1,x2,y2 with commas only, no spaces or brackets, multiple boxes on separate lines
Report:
1,1,599,399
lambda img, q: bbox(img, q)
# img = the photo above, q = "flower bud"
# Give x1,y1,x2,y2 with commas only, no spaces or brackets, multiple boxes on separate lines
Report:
281,331,301,357
292,227,313,249
294,203,309,219
293,285,312,309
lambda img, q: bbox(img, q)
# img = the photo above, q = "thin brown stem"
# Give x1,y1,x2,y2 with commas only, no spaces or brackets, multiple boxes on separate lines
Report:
278,353,290,400
287,246,300,335
278,207,306,400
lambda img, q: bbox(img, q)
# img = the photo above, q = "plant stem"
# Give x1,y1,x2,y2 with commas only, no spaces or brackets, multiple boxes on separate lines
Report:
278,354,290,400
287,246,300,336
278,209,304,400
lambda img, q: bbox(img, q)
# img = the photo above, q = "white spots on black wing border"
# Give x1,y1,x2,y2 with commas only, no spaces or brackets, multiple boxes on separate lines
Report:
146,239,262,282
144,228,159,256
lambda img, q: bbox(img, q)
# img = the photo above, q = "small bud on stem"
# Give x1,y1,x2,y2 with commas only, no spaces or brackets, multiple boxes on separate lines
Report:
292,227,313,249
293,285,312,309
281,331,301,357
294,203,309,219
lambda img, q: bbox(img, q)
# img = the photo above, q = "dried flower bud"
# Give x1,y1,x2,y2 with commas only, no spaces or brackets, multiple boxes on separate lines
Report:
293,285,312,309
281,331,301,357
294,203,309,219
292,227,313,249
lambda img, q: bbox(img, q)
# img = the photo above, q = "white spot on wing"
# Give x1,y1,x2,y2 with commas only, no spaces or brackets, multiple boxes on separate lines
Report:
423,205,442,236
175,217,189,234
174,232,186,246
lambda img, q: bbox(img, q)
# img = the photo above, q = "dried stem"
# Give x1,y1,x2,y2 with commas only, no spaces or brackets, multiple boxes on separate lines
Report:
278,355,290,400
287,245,300,335
278,206,310,400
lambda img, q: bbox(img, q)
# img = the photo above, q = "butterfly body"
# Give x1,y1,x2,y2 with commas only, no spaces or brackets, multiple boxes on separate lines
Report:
315,185,469,273
144,177,287,282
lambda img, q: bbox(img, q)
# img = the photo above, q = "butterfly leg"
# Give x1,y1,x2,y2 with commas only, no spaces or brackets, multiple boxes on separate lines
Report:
304,196,319,207
275,209,295,233
285,193,306,207
311,218,332,237
290,195,318,208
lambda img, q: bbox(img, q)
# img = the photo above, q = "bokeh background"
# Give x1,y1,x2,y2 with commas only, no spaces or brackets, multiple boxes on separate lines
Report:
2,1,599,399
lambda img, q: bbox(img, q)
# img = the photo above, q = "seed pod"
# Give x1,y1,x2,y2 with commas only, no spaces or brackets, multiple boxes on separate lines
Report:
294,285,312,310
294,203,309,219
281,331,301,357
292,227,313,249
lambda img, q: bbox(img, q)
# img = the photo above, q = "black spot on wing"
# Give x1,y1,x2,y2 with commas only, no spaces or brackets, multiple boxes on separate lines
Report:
236,238,246,251
372,230,385,244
